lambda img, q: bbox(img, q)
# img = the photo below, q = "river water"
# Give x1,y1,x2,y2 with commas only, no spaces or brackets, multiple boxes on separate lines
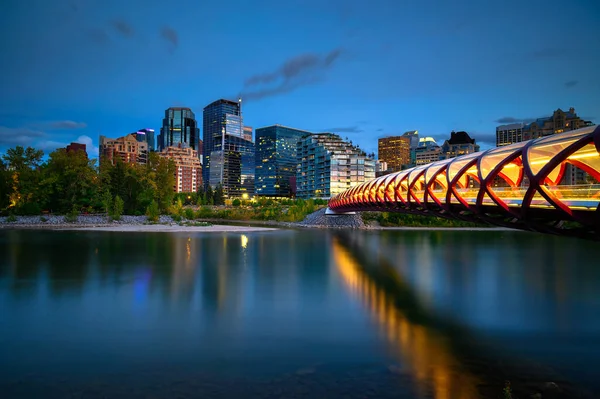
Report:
0,228,599,398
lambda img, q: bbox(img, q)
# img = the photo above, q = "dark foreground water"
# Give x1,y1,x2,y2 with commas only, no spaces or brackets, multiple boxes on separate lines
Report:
0,228,599,398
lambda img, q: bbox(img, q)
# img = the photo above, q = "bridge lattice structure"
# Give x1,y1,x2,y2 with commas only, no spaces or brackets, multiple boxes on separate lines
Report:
328,126,600,238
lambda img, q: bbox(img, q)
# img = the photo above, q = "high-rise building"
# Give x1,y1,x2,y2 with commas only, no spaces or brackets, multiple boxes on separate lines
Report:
440,131,480,159
134,128,156,152
415,137,441,165
203,98,254,197
243,126,253,142
296,133,375,199
496,123,524,147
99,133,148,166
158,107,200,155
66,142,87,158
522,108,593,141
378,136,411,172
255,124,311,197
402,130,420,165
159,144,203,193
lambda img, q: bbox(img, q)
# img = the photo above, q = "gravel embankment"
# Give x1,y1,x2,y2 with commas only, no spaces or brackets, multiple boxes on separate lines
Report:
297,208,366,229
0,214,175,228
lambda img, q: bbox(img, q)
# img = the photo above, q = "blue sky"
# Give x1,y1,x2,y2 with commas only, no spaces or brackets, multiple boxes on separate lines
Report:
1,0,599,158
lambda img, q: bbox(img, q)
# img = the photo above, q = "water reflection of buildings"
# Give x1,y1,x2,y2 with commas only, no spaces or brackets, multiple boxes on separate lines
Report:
332,236,480,399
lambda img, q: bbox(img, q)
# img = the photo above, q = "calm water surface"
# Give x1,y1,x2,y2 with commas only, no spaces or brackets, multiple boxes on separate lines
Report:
0,228,599,398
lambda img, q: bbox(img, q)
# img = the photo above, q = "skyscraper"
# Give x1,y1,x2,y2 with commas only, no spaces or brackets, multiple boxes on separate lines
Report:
158,107,200,154
255,125,311,197
378,135,411,173
134,128,156,152
203,98,254,197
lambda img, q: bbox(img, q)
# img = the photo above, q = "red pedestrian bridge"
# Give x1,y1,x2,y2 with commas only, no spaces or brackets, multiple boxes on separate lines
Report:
328,125,600,239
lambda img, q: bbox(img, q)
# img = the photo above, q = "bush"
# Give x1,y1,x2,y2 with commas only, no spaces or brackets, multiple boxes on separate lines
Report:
146,200,160,222
171,214,182,222
112,195,124,221
101,191,113,216
184,207,195,220
40,216,48,223
195,206,214,219
64,206,79,223
6,214,17,223
232,198,241,207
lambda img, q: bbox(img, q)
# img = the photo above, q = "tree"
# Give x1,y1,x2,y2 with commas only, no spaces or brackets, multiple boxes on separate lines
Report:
0,159,13,211
214,183,225,205
112,195,124,220
2,146,44,213
40,148,98,213
205,185,214,205
151,153,176,212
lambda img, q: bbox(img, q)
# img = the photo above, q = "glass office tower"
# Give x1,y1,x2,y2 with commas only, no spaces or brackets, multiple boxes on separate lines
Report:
203,98,254,197
158,107,200,155
255,124,311,197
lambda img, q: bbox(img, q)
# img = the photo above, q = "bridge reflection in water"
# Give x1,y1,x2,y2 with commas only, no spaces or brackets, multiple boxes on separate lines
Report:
332,235,480,399
329,125,600,238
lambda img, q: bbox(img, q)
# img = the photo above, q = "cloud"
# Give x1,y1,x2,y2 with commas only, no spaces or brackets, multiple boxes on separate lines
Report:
494,116,538,124
240,48,344,101
321,126,364,133
376,128,384,132
111,20,134,38
75,135,99,157
0,126,47,147
48,120,87,130
565,80,578,88
160,26,178,52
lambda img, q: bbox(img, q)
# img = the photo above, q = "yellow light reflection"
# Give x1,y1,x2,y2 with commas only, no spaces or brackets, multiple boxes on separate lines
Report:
333,238,480,399
241,234,248,249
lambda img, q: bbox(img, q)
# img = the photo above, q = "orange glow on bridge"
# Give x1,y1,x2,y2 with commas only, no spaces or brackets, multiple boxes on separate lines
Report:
329,126,600,237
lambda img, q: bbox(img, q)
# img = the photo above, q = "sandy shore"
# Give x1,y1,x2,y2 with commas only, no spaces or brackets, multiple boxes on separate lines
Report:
53,224,278,233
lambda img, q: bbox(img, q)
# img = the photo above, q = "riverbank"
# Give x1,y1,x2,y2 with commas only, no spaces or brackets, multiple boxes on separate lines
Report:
0,212,514,232
0,215,277,233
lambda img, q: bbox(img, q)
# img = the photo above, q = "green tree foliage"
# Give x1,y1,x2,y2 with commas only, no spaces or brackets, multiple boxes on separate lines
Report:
0,159,13,211
2,146,44,213
231,198,241,207
39,148,98,213
146,200,160,222
205,185,214,205
101,190,113,216
213,183,225,205
112,195,124,220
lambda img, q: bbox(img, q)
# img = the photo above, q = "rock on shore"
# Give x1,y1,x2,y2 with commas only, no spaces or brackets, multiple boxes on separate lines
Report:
297,208,366,229
0,214,175,227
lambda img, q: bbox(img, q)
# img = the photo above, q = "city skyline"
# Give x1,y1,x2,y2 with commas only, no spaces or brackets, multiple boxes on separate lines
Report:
1,0,599,158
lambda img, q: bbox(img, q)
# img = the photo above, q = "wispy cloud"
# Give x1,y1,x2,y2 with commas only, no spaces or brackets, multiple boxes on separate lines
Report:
240,48,344,101
564,80,578,88
160,26,178,53
48,120,87,130
494,116,537,124
110,19,134,38
0,126,47,147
